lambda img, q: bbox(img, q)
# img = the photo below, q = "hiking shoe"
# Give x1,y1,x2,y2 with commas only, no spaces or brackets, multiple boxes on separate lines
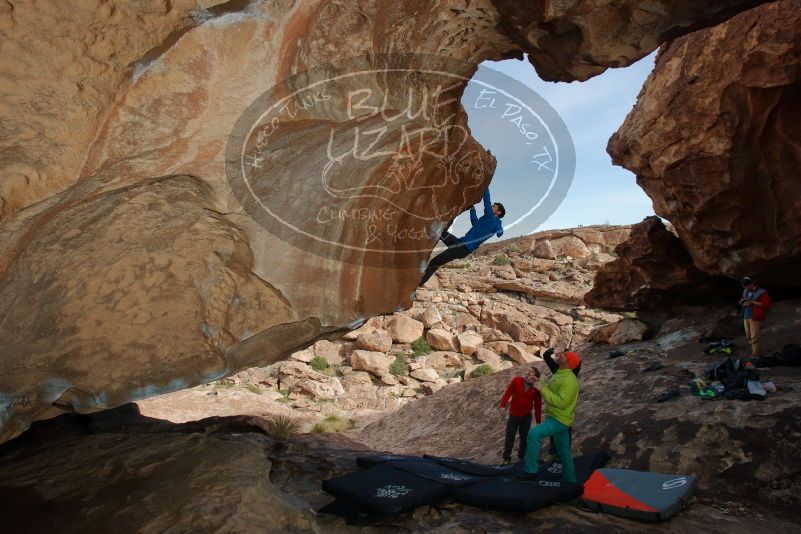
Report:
517,471,539,481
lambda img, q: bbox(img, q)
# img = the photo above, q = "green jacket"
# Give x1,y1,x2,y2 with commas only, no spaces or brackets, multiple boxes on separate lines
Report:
541,368,579,427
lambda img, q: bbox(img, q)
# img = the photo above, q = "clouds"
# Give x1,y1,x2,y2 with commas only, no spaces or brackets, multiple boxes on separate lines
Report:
457,53,657,237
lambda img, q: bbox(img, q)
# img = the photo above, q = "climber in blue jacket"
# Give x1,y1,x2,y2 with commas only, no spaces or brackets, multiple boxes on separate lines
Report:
419,189,505,286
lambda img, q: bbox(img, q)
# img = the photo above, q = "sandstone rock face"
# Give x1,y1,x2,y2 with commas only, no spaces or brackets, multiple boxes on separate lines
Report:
608,0,801,288
586,217,737,311
0,0,768,442
491,0,772,82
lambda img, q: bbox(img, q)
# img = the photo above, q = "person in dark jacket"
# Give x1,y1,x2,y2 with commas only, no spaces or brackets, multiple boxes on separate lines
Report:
419,188,504,286
542,347,580,458
499,366,542,465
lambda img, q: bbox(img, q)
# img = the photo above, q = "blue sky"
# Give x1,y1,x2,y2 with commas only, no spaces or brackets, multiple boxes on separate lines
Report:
451,53,657,239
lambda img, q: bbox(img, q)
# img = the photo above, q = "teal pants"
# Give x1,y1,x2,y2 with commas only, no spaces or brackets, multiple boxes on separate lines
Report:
522,417,576,483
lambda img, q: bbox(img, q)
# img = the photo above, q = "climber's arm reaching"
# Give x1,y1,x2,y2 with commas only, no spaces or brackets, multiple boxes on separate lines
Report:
482,189,493,216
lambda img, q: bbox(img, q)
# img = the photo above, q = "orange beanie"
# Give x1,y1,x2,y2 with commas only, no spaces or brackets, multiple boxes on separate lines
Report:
565,351,582,369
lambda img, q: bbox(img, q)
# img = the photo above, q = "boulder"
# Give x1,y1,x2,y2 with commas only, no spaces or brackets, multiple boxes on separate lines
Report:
550,236,591,259
424,351,463,372
457,331,484,356
426,329,458,351
586,217,736,310
387,315,424,344
512,258,556,274
531,240,556,259
421,380,447,395
475,348,503,371
356,329,393,353
491,264,517,280
341,371,374,389
607,319,651,345
379,374,399,386
344,317,385,340
421,307,443,329
505,342,539,365
313,340,344,366
410,368,440,383
589,323,619,344
296,378,345,401
349,351,392,378
290,348,315,363
398,376,420,389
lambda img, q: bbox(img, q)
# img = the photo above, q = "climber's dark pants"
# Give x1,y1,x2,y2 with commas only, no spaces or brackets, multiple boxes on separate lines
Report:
419,231,470,286
503,414,532,461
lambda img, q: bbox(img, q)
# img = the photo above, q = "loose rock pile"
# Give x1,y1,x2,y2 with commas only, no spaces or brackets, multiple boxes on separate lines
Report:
173,226,652,423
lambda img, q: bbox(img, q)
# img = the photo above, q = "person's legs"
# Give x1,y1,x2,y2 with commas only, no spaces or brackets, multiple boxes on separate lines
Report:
440,230,461,248
750,319,762,357
503,415,520,462
744,319,753,350
553,424,575,483
419,243,470,286
517,414,532,460
522,417,560,474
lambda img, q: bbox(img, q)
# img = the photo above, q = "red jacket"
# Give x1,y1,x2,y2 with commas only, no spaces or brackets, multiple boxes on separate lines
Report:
743,288,772,321
500,376,542,422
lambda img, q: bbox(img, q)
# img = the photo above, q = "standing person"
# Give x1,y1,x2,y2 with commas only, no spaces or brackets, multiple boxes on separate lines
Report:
518,350,581,483
419,188,505,286
499,367,543,465
739,277,772,357
542,347,580,459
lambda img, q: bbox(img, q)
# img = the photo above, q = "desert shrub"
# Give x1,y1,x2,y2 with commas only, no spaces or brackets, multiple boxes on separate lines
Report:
389,353,408,376
410,337,433,358
508,244,521,253
494,254,510,266
245,384,262,394
309,356,329,372
267,415,300,440
471,364,494,378
311,414,354,433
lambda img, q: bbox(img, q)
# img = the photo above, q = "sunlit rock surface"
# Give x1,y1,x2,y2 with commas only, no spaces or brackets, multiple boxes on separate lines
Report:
609,0,801,288
0,0,771,441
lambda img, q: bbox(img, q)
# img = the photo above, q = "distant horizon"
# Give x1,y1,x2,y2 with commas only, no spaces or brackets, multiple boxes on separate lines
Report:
450,53,658,243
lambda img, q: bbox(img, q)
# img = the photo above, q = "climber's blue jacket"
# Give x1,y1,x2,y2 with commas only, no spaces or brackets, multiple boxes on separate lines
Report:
461,189,503,251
